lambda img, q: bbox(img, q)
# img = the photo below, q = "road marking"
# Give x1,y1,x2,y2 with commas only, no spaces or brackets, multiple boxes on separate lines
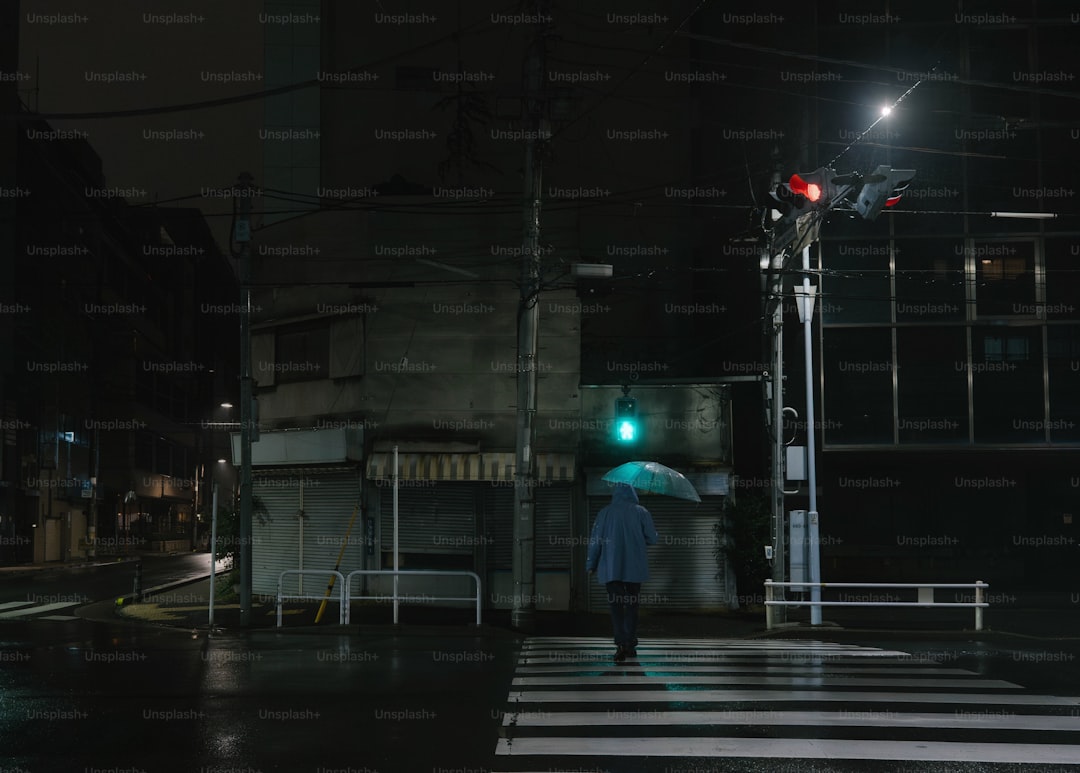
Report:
495,635,1080,769
503,708,1080,731
511,673,1021,688
494,736,1080,764
0,602,83,619
0,601,36,612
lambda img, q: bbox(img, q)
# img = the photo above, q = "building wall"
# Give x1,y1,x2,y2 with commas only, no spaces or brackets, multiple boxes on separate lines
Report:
772,7,1080,589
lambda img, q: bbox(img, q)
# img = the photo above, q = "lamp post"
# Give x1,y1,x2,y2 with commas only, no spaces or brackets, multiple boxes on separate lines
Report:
794,245,821,625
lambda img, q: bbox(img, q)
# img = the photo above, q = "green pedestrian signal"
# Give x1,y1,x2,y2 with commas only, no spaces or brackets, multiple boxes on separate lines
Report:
614,397,639,444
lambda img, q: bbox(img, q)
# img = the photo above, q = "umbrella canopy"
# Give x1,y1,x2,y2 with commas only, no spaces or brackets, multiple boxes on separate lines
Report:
601,461,701,503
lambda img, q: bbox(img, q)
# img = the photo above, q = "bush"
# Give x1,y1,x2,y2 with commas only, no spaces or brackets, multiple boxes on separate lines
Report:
714,492,772,607
210,496,268,602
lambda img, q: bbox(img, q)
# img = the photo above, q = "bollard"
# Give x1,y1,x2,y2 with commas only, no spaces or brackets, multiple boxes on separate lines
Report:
975,580,984,631
765,580,774,630
133,561,142,602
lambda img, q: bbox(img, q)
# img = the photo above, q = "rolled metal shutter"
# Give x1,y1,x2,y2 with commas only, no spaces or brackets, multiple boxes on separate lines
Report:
379,483,477,555
586,495,730,612
298,469,363,587
484,486,514,570
536,486,572,569
481,485,571,570
252,474,302,597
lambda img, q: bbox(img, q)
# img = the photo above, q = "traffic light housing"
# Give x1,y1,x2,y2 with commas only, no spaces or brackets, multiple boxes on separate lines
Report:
855,165,916,221
770,168,837,215
614,397,639,444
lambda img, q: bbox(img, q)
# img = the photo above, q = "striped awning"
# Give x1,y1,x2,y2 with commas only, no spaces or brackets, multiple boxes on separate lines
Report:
366,452,575,482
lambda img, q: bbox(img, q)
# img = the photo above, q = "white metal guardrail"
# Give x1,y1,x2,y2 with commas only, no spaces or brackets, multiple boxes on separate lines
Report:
276,570,346,627
344,570,482,625
764,580,989,631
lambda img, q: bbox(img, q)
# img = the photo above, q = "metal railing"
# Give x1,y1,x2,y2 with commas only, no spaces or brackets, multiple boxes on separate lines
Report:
344,570,482,626
764,580,989,631
276,570,346,627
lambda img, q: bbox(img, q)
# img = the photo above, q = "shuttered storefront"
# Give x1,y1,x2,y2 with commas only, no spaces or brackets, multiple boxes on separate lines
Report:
585,491,733,612
252,467,362,597
373,483,479,605
378,484,477,557
485,485,573,571
367,451,576,609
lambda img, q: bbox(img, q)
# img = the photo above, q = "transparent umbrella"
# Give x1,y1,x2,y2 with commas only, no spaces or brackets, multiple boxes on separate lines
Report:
601,461,701,503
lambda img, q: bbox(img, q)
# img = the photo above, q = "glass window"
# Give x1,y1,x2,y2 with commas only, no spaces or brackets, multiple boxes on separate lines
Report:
972,240,1036,318
972,328,1044,443
1047,326,1080,442
894,239,965,322
820,242,890,324
1045,238,1080,320
275,322,330,383
967,28,1030,122
822,327,894,445
896,328,968,443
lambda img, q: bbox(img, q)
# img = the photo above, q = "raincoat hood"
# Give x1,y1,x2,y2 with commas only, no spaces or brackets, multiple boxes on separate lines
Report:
612,482,639,505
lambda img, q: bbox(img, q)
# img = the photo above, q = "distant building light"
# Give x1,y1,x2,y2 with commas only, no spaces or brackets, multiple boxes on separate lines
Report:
571,263,613,278
220,402,234,409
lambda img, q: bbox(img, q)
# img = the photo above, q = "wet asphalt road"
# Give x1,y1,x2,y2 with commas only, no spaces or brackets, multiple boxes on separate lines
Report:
3,558,1080,772
0,552,217,611
1,621,520,773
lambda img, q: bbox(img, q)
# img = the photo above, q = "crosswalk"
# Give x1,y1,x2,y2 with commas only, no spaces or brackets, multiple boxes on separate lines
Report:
0,599,83,621
494,636,1080,771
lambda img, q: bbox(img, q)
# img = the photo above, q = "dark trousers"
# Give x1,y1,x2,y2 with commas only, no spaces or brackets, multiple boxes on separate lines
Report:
605,581,641,648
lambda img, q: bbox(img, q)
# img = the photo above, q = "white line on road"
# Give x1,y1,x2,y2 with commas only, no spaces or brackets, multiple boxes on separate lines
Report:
511,674,1021,689
0,601,82,619
507,688,1080,706
502,708,1080,731
494,736,1080,763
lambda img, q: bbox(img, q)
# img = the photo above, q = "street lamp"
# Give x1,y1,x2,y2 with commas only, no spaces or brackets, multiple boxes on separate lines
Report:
123,490,136,553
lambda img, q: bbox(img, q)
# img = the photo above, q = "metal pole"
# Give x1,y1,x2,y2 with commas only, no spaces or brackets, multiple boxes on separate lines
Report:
298,482,304,595
393,444,399,625
800,244,822,625
209,481,218,628
975,580,984,631
87,428,99,559
237,172,255,627
512,1,548,634
133,560,142,601
769,255,786,623
765,580,774,630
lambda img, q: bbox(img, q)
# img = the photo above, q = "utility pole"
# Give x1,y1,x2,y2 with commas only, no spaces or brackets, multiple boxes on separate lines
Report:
512,3,550,633
235,172,255,627
764,254,786,623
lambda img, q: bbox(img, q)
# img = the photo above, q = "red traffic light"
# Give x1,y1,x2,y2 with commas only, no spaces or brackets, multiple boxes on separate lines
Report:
789,173,821,202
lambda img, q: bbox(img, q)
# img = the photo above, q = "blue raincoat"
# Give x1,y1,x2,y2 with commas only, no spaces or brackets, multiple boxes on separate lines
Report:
585,483,659,584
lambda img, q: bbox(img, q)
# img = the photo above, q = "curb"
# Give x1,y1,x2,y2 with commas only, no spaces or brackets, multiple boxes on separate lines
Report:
0,556,142,576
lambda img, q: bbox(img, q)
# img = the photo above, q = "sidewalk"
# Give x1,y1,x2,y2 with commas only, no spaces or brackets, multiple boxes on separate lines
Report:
91,571,768,637
82,573,1080,642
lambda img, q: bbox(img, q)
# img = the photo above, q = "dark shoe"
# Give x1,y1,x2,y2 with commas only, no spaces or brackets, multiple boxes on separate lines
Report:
625,648,637,658
613,646,627,663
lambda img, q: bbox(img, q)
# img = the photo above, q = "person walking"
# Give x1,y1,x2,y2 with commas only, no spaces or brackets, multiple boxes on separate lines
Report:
585,482,659,662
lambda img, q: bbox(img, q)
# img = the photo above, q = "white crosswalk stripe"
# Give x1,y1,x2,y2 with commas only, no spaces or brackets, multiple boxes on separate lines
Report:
0,601,83,620
493,635,1080,771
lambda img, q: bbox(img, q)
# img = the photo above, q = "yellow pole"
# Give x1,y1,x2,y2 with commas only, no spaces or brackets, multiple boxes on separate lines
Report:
315,501,361,624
